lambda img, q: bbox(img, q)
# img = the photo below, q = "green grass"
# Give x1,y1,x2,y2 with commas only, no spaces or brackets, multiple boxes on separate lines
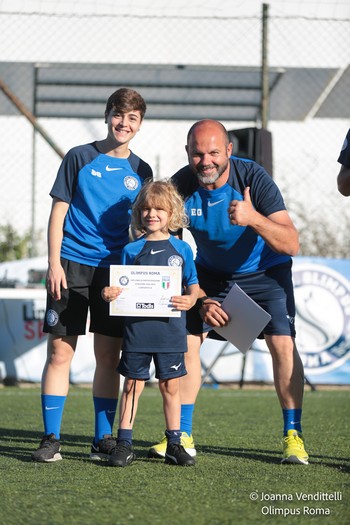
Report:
0,386,349,525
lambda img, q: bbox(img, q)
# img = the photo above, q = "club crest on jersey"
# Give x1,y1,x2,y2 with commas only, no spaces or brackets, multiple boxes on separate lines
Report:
124,176,139,191
293,264,350,374
168,255,183,267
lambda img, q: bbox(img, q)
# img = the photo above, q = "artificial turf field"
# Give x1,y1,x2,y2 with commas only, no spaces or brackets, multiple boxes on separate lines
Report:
0,385,348,525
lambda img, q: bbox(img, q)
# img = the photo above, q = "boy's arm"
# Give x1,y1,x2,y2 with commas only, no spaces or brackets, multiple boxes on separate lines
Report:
171,283,200,311
47,198,69,300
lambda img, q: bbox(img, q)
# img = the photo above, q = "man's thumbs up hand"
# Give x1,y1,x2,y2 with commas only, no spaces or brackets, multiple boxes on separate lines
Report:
228,186,254,226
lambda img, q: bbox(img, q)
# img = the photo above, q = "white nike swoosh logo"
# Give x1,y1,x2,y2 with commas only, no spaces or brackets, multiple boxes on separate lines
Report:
290,421,300,425
208,199,225,207
170,363,181,370
45,406,60,410
150,249,166,255
106,166,122,171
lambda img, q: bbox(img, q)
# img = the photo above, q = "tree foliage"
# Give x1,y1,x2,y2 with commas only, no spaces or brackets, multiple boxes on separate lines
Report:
0,224,31,262
289,201,350,259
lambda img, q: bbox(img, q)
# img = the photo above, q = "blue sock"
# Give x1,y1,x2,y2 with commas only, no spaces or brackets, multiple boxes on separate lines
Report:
283,408,302,435
180,404,195,435
41,394,66,439
117,428,133,446
165,429,182,445
93,397,118,443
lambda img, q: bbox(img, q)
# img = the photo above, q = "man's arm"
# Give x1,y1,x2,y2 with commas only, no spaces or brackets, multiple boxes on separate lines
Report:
228,187,299,256
337,165,350,197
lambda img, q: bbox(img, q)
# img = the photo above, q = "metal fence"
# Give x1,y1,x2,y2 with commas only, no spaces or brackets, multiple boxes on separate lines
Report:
0,4,349,260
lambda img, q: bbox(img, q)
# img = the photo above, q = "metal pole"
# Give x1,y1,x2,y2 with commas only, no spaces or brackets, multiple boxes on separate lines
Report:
0,75,65,257
30,129,37,257
0,77,65,159
261,3,269,129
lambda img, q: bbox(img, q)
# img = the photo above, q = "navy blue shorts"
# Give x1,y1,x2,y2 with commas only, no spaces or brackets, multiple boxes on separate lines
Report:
43,258,124,337
187,261,296,338
118,351,187,380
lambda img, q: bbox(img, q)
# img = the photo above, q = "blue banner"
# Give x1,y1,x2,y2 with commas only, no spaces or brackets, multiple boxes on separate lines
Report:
292,257,350,384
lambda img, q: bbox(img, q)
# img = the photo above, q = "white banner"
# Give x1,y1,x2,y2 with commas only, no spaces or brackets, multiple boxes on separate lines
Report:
0,256,349,385
0,288,96,384
200,257,350,385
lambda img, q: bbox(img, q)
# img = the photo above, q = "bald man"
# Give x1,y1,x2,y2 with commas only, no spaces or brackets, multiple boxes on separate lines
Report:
149,120,309,465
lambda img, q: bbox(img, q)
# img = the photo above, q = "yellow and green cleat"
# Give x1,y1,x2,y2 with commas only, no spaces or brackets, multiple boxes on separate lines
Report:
148,432,197,459
281,429,309,465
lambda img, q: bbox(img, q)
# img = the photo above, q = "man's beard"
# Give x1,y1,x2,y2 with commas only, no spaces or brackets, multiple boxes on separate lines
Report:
196,162,228,185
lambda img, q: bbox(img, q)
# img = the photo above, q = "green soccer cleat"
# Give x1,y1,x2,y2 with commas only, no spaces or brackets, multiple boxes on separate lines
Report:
281,429,309,465
148,435,167,458
181,432,197,457
148,432,197,459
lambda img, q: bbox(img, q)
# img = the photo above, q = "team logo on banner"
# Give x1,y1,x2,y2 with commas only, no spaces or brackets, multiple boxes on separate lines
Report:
293,264,350,374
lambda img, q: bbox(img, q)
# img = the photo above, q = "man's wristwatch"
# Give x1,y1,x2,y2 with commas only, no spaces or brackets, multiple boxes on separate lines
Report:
196,296,210,309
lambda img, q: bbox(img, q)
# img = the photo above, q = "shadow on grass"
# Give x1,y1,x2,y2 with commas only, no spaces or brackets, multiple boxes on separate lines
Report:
198,444,349,472
199,444,281,464
0,428,348,473
0,427,157,463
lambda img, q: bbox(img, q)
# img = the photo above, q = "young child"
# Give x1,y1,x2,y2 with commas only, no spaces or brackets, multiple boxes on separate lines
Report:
102,180,199,467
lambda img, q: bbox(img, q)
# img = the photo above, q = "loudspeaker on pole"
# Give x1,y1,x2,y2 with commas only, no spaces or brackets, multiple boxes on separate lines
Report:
228,127,273,177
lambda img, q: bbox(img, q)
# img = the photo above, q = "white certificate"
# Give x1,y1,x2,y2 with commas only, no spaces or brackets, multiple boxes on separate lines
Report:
109,265,182,317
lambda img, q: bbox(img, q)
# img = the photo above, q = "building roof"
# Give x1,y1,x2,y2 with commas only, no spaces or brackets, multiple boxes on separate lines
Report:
0,62,349,121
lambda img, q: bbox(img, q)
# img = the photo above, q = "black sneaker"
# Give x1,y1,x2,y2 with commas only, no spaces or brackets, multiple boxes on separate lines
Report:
31,433,62,462
165,443,195,466
90,435,116,460
108,442,136,467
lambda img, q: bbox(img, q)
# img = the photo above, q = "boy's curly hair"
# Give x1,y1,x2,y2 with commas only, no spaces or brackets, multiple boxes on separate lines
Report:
131,179,189,233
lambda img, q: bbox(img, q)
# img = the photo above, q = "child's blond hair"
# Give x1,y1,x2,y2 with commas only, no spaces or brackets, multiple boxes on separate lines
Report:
131,179,189,233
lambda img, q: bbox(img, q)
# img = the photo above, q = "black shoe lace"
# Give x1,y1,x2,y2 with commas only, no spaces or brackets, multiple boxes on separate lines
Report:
40,434,57,448
101,436,116,453
111,443,131,456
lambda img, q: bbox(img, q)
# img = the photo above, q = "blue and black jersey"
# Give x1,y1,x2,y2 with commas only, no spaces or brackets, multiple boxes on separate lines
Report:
338,129,350,168
50,142,152,267
121,235,198,353
172,156,291,275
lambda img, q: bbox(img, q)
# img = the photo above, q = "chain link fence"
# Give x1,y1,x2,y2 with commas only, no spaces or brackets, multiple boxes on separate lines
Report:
0,4,349,260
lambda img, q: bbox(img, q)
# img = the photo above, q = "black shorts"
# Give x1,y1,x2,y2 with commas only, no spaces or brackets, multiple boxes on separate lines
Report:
118,351,187,381
187,261,296,339
43,258,124,337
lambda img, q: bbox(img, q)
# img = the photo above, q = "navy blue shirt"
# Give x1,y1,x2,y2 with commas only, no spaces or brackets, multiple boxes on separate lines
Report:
50,142,152,267
121,236,198,353
172,156,291,275
338,129,350,168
